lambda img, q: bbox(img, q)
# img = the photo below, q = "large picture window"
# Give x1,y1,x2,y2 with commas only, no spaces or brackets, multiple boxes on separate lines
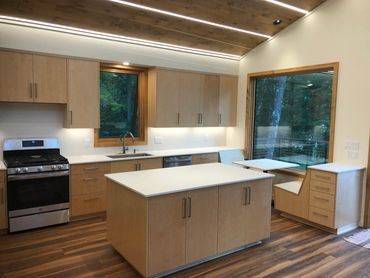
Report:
246,63,338,170
94,64,148,147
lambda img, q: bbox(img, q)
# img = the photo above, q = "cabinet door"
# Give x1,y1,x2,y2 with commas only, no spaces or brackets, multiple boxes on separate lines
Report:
0,51,33,102
155,69,180,127
192,153,219,165
110,160,138,173
33,55,67,103
179,72,203,126
66,59,100,128
186,187,218,262
148,192,187,276
139,158,163,170
217,182,247,253
245,179,272,244
202,75,220,126
0,171,7,229
219,76,237,126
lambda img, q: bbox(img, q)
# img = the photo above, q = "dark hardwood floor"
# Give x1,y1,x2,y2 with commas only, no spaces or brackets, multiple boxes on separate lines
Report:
0,211,369,278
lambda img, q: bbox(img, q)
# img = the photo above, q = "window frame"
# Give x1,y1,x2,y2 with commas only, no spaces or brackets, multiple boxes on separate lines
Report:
244,62,339,172
94,63,148,147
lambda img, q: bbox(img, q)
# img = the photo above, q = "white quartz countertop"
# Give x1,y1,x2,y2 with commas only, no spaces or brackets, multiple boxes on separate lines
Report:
308,163,365,173
0,161,6,171
233,159,299,171
105,163,274,197
66,147,239,165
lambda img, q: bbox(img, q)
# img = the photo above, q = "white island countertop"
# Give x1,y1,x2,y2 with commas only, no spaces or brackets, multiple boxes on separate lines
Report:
308,163,365,173
105,163,274,197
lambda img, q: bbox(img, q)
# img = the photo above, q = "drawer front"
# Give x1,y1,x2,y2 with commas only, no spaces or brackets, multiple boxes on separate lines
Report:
0,171,4,184
309,190,335,212
309,206,334,228
310,180,336,195
71,162,109,175
111,159,138,173
192,153,219,165
71,174,106,196
140,158,163,170
71,192,106,217
310,170,336,184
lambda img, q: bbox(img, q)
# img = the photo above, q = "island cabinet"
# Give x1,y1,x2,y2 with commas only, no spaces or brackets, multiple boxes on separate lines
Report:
0,170,7,230
218,180,272,253
0,50,67,103
192,152,219,165
110,157,162,173
70,162,110,217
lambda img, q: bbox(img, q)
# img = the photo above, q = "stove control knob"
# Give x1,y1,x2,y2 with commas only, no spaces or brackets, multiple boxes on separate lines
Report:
15,168,21,173
51,165,57,170
37,166,43,172
23,168,29,173
57,165,63,170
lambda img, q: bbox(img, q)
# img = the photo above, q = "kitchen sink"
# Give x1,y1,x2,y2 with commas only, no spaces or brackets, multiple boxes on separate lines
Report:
107,153,153,159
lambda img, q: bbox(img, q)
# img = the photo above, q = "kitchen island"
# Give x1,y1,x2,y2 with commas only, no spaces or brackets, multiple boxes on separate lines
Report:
105,163,273,277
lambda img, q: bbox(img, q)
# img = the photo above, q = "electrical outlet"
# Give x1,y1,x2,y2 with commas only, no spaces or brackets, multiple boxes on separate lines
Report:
344,140,360,160
154,136,163,144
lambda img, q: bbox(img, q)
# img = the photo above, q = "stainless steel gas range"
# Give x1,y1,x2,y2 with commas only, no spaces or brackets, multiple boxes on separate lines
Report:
3,138,70,233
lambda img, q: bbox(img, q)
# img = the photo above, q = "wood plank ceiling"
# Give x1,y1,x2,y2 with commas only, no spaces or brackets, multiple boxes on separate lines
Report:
0,0,327,57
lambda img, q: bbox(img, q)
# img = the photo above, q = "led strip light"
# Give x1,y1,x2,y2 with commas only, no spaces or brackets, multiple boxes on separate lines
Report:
265,0,309,14
0,15,242,60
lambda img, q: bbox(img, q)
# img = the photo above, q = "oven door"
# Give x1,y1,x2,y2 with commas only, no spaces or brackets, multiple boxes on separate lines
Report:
7,171,69,217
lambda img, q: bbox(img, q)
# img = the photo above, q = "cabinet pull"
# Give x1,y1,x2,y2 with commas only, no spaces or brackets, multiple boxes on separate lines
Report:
182,198,187,219
83,177,97,182
83,167,98,171
187,197,192,218
84,197,99,202
0,188,4,205
200,113,203,124
177,113,180,125
315,186,330,191
314,196,329,202
197,113,201,124
30,83,33,98
315,175,330,180
218,114,222,125
70,111,73,126
313,212,328,218
34,83,38,98
247,187,251,205
243,187,248,206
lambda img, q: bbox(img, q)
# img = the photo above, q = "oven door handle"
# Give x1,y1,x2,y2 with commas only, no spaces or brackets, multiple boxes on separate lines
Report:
7,171,69,181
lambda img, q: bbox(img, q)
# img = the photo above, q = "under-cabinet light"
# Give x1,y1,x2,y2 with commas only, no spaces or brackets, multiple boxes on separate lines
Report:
123,61,130,66
265,0,309,14
108,0,272,39
0,15,241,60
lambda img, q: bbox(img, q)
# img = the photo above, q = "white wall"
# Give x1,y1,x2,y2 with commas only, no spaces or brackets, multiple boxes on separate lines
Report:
228,0,370,223
0,23,238,158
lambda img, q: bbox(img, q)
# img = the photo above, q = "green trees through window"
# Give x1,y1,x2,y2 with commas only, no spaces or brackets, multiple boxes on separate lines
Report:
252,70,334,170
100,71,139,138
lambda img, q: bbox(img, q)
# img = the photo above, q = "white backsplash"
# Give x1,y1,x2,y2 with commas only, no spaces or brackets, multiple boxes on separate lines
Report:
0,103,227,159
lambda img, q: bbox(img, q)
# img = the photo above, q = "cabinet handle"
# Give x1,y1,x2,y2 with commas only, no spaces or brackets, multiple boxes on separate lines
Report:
314,186,330,191
243,187,248,206
0,188,4,205
218,114,222,125
177,113,180,125
30,83,33,98
187,197,192,218
313,212,329,218
314,196,329,202
197,113,201,124
315,175,330,180
34,83,38,98
182,198,187,219
70,111,73,126
200,113,203,124
83,177,97,182
83,197,99,202
248,187,251,205
83,167,98,171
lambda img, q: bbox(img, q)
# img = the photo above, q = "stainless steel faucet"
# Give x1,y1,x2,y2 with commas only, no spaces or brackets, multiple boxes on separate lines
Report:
120,131,135,154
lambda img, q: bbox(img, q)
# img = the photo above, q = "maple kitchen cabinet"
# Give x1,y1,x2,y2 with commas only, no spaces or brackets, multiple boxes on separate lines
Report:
106,163,273,277
219,75,238,126
0,50,67,103
65,59,100,128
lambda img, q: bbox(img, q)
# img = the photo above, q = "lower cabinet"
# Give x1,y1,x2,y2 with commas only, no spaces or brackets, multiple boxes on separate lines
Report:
0,171,7,229
218,180,272,253
70,162,110,217
191,152,219,165
111,158,163,173
148,187,218,275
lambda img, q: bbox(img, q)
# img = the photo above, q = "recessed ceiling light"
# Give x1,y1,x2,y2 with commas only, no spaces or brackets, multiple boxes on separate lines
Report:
265,0,309,14
109,0,271,39
273,19,282,25
0,15,241,60
123,61,130,66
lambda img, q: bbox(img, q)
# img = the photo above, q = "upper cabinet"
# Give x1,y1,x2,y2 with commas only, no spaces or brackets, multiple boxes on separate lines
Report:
148,68,237,127
65,59,100,128
0,51,67,103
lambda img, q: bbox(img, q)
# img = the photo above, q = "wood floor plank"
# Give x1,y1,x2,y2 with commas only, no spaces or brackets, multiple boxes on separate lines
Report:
0,211,369,278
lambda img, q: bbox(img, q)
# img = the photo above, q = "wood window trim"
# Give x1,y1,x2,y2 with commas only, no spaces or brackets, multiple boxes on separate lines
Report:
94,63,148,148
244,62,339,173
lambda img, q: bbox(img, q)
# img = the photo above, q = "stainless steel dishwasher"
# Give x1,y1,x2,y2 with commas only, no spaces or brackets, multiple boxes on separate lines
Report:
163,155,192,168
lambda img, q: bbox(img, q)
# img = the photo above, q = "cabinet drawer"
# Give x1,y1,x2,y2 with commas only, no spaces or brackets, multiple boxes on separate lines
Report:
310,170,336,184
71,192,106,217
310,180,336,195
192,153,219,165
309,206,334,228
309,190,335,212
71,162,109,175
71,174,106,196
0,171,4,184
111,159,140,173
